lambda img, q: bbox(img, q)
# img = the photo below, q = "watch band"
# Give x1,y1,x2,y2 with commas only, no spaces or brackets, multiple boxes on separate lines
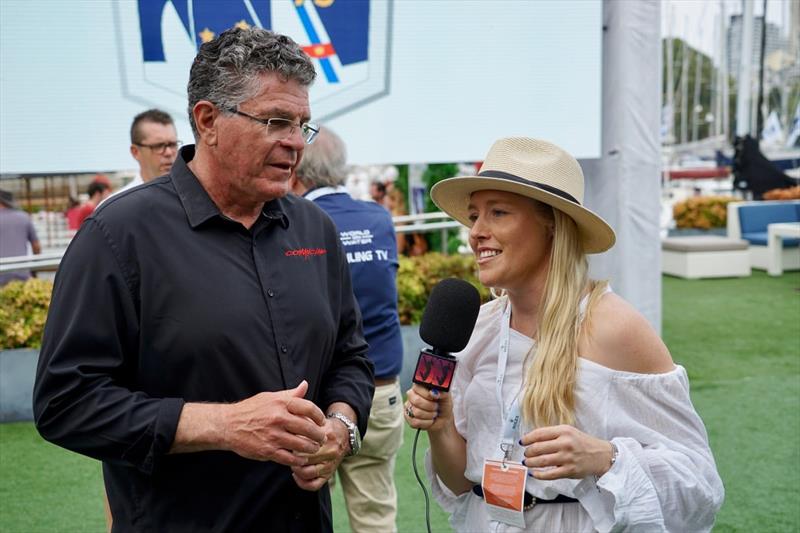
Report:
327,412,360,456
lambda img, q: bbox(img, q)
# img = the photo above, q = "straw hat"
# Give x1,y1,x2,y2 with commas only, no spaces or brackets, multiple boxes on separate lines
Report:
430,138,615,253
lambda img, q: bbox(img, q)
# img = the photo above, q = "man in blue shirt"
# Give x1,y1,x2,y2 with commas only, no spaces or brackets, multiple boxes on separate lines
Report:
292,128,404,532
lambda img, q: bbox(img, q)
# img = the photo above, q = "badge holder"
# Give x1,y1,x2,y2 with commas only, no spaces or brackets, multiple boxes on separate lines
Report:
482,454,527,529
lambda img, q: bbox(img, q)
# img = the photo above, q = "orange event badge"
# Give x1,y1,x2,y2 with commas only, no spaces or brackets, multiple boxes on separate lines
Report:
482,459,528,530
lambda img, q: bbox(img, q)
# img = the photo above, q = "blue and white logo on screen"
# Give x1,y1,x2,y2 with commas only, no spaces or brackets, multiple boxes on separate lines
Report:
114,0,391,122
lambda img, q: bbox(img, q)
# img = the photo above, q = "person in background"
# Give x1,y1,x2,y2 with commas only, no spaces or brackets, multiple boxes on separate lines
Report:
123,109,181,195
385,187,429,257
369,180,387,205
0,189,41,286
384,187,408,254
291,127,404,532
404,138,723,531
64,196,82,232
73,181,110,227
33,27,373,531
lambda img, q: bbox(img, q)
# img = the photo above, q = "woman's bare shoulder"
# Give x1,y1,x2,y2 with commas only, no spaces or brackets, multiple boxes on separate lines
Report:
580,292,675,374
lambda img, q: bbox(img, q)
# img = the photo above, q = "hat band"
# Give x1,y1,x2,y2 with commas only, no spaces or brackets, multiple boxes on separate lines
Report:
477,170,579,205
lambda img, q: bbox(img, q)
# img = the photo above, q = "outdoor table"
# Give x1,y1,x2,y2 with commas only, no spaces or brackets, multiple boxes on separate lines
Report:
767,222,800,276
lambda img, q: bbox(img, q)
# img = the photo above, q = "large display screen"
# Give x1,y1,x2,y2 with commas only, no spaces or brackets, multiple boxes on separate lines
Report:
0,0,601,173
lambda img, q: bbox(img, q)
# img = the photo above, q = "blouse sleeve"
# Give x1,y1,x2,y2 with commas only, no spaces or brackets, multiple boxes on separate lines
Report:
574,366,724,532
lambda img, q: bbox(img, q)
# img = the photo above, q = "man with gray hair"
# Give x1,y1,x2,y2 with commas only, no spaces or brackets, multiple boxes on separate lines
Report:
291,128,404,532
34,28,373,531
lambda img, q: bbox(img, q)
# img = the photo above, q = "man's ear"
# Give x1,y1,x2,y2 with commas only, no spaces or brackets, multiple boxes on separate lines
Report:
130,144,140,161
192,101,219,146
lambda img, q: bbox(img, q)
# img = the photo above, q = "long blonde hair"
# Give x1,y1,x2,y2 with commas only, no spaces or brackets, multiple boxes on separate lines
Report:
518,204,607,427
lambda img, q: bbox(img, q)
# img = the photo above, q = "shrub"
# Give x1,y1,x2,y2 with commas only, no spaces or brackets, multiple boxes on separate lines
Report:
0,278,53,349
397,252,490,325
673,196,738,229
0,255,485,346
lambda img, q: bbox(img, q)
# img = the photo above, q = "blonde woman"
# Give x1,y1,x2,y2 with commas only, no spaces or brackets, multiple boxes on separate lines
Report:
404,138,723,532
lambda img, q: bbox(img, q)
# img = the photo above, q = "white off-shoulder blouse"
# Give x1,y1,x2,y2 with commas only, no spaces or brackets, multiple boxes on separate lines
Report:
426,295,724,532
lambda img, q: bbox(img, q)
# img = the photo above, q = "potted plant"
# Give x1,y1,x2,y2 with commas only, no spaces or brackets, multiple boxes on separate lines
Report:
671,195,738,236
0,278,52,421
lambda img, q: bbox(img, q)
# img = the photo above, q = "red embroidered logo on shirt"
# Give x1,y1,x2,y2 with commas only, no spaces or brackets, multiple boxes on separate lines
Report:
285,247,328,259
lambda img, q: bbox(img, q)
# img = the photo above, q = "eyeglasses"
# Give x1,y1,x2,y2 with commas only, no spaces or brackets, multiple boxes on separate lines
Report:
225,108,319,145
135,141,182,154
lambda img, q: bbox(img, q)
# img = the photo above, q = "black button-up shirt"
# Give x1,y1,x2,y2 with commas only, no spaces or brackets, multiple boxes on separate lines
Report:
33,146,374,532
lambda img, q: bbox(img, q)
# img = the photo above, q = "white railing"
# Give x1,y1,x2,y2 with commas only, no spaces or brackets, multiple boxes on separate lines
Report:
0,252,65,274
0,212,464,274
392,212,462,253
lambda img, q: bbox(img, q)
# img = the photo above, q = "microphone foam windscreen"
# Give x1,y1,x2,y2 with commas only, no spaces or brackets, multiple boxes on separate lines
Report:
419,278,481,353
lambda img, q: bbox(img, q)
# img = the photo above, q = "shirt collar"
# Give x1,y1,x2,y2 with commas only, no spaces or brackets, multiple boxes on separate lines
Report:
171,145,288,229
303,185,349,202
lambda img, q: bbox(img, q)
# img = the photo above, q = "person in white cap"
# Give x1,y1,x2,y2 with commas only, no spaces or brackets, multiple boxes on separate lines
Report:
404,138,723,532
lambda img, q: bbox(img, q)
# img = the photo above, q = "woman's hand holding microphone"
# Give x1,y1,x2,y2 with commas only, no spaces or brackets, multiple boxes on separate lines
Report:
404,383,454,433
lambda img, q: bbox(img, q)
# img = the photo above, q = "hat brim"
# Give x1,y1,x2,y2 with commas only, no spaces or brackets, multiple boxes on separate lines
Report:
431,176,616,254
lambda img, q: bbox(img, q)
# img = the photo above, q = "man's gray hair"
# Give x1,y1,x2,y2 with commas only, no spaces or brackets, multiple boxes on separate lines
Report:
187,27,316,138
295,127,347,188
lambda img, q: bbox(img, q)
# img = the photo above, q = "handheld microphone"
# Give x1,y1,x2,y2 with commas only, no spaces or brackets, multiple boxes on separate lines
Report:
409,278,481,533
412,278,481,391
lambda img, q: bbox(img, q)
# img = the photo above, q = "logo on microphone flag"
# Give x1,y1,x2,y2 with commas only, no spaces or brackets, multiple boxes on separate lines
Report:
114,0,392,121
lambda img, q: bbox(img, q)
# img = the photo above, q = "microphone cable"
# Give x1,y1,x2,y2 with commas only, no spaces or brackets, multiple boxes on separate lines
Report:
411,428,433,533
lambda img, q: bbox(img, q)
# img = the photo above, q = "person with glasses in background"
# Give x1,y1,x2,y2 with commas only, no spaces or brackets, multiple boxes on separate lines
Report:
103,110,181,204
34,27,373,532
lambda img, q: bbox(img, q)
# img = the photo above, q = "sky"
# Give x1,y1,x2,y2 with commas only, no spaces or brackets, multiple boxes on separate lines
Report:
661,0,789,62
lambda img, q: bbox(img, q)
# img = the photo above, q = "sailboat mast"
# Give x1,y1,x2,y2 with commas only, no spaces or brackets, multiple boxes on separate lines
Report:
692,40,703,141
681,24,690,143
755,0,768,136
736,0,755,136
719,1,730,139
666,3,675,144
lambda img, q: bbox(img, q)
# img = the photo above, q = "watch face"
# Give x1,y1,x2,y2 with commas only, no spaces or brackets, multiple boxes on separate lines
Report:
351,426,361,454
329,412,361,456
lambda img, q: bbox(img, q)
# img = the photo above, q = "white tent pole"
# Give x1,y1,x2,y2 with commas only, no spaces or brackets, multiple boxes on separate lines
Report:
585,0,662,332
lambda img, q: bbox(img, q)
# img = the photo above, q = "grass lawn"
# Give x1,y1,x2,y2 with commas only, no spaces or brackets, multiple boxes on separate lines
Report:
662,271,800,532
1,271,798,532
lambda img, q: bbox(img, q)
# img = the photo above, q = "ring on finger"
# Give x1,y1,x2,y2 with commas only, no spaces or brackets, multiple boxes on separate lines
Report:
406,404,414,418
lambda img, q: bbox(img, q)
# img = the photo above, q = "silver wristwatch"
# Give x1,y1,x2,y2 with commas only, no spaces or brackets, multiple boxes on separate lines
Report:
327,412,361,456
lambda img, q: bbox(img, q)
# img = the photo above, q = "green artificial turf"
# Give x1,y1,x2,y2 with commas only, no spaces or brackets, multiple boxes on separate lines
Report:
0,422,450,533
662,271,800,533
331,429,451,532
1,272,798,532
0,422,107,531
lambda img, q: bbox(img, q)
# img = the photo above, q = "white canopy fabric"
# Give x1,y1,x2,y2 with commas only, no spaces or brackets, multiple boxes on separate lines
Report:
584,0,662,331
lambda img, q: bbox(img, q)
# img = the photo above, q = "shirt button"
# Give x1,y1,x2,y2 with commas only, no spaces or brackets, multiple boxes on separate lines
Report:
267,289,275,297
281,344,288,353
